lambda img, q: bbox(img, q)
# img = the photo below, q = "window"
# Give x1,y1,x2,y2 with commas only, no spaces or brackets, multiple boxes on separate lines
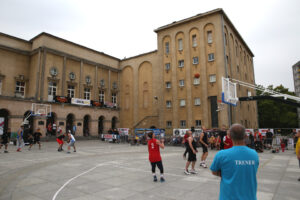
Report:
165,63,170,71
99,90,105,102
180,120,186,128
208,53,214,61
192,57,199,64
166,100,172,108
235,45,238,56
15,81,25,97
165,42,169,54
48,82,56,96
179,80,184,87
84,88,90,100
194,77,200,85
180,99,186,107
166,82,171,88
192,35,197,47
69,72,76,80
207,31,213,43
194,98,201,106
178,60,184,68
178,39,183,51
224,33,228,46
209,75,216,83
85,76,91,84
67,85,75,98
195,120,201,127
166,121,172,128
112,93,117,104
0,80,2,95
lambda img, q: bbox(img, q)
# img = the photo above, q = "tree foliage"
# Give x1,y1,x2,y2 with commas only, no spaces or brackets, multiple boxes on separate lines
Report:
256,84,298,128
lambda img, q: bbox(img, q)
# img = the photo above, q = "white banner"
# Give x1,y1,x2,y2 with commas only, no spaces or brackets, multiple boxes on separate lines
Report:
118,128,129,136
259,129,274,136
0,117,4,135
245,129,254,136
71,98,91,106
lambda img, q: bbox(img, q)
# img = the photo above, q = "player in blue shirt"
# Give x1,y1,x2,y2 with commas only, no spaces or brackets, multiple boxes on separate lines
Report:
210,124,259,200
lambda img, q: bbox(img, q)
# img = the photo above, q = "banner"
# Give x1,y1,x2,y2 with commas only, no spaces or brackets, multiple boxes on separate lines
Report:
259,129,274,137
0,117,4,135
118,128,129,136
245,129,254,136
71,98,91,106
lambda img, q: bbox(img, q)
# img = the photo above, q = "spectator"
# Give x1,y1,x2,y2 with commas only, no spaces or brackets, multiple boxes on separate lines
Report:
295,130,300,181
210,124,259,200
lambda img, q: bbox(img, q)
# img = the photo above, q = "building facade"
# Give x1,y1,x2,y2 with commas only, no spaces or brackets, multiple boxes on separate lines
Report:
292,61,300,127
0,9,258,136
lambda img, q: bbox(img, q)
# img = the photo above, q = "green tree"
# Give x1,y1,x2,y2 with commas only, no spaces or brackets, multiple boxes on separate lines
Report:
256,84,298,128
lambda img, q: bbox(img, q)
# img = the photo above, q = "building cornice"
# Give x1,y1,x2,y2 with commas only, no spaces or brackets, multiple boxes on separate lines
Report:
30,32,121,61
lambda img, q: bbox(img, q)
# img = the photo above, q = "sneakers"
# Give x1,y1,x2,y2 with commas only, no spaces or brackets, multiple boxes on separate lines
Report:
200,162,208,168
67,151,71,154
190,169,198,174
153,176,158,182
74,150,76,152
184,170,191,175
4,150,8,153
160,177,165,182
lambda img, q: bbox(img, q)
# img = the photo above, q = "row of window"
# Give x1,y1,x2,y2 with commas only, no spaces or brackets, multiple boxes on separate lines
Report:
165,75,216,88
166,120,202,128
165,54,214,70
48,82,117,103
165,31,213,54
3,80,117,104
166,98,201,108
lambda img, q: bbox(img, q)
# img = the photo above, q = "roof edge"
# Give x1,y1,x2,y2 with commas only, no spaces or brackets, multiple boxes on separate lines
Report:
30,32,121,61
121,50,157,61
0,32,31,44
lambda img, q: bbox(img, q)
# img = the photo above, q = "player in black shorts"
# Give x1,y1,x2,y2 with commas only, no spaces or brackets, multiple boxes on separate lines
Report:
33,128,42,150
27,132,34,150
199,126,209,168
0,128,11,153
184,131,198,175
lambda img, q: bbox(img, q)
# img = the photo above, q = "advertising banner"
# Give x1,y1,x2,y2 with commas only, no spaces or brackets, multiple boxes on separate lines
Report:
71,98,91,106
259,129,274,136
118,128,129,136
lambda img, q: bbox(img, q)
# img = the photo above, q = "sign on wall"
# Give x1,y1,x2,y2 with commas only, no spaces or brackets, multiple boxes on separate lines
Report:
71,98,91,106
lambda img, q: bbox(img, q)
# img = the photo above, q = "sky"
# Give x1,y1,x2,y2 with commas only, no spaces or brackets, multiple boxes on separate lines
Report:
0,0,299,91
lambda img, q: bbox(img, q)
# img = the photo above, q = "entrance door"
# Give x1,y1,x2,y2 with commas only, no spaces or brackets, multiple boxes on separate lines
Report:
210,96,219,128
66,114,75,134
83,115,90,136
98,116,104,135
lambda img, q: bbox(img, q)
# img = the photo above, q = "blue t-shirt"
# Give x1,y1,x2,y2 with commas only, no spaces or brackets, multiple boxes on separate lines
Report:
210,146,259,200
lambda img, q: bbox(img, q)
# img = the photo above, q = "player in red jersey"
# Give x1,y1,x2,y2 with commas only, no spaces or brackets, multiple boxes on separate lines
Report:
148,131,165,182
223,130,233,149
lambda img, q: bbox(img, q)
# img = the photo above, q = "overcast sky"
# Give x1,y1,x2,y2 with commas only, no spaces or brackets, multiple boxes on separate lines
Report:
0,0,299,91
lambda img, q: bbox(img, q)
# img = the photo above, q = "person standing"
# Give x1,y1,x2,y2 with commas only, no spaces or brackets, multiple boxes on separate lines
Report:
72,124,77,135
0,128,11,153
182,132,189,159
223,130,233,149
33,128,42,150
52,123,57,136
17,124,25,152
67,130,76,153
295,130,300,181
266,129,273,149
292,129,298,149
56,130,65,152
47,123,52,136
254,129,263,152
27,132,34,150
147,131,165,182
199,126,209,168
210,124,259,200
218,125,227,150
184,131,198,175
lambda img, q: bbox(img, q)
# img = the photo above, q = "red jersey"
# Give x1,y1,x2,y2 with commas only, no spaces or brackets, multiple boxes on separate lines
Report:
183,133,189,143
148,138,161,162
223,136,233,149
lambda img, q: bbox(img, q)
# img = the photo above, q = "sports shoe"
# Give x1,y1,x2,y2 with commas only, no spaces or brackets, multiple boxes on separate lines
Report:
153,176,158,182
202,163,208,168
184,170,191,175
67,151,71,154
74,150,76,152
190,169,198,174
4,150,8,153
160,177,165,182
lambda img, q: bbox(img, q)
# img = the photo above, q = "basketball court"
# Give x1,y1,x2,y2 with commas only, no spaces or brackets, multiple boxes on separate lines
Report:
0,141,299,200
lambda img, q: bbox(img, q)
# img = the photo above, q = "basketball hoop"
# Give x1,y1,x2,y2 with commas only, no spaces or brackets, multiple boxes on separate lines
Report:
216,100,225,112
31,103,51,117
222,77,238,106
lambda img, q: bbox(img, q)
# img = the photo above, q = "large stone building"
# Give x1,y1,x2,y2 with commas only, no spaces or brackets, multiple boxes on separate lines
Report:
292,61,300,127
0,8,258,136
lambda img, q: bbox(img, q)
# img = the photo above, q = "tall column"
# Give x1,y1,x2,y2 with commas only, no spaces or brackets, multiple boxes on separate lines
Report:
94,66,98,100
40,48,47,101
35,48,41,100
108,70,111,101
79,60,83,98
62,56,67,96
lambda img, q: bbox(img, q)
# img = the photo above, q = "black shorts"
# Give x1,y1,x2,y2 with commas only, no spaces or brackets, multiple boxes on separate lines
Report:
266,138,272,145
34,139,40,144
202,145,208,153
1,140,8,145
188,150,197,162
28,138,34,145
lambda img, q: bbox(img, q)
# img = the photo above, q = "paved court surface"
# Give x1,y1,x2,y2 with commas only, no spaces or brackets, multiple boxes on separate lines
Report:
0,141,299,200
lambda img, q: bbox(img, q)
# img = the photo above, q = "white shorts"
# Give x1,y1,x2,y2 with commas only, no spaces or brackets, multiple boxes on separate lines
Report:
68,140,75,146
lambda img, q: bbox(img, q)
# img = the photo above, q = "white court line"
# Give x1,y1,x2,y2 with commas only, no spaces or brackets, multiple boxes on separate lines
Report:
52,162,110,200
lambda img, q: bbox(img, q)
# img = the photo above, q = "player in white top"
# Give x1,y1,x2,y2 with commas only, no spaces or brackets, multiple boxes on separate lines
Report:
67,130,76,153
